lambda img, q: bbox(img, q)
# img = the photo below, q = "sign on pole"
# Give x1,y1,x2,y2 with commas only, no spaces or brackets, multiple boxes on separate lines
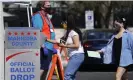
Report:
85,10,94,29
5,27,40,80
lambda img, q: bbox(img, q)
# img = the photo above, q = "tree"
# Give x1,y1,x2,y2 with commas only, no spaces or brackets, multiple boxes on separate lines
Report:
35,1,133,28
59,1,133,29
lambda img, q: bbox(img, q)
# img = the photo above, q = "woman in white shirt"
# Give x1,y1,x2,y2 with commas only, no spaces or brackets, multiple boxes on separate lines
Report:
59,14,85,80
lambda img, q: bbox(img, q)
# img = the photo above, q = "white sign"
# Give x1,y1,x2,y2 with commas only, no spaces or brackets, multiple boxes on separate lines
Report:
85,11,94,29
5,27,40,80
5,27,40,49
5,49,40,80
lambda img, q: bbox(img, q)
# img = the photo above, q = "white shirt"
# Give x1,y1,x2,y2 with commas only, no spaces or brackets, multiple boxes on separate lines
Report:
66,30,84,57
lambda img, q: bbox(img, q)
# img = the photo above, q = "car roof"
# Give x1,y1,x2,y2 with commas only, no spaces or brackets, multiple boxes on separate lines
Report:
84,29,115,33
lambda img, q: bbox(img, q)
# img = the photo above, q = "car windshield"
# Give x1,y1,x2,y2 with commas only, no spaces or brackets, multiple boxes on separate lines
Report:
86,31,114,40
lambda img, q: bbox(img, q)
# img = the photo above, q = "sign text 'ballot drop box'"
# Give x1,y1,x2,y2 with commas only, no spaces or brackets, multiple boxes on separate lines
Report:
5,27,40,80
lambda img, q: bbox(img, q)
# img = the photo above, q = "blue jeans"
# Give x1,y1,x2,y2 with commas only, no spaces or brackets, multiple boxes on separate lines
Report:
40,48,53,70
40,47,57,70
64,53,84,80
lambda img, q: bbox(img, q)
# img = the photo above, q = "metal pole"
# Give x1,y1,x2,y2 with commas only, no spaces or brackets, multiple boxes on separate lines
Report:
29,1,33,27
0,2,5,80
27,5,31,27
30,1,33,16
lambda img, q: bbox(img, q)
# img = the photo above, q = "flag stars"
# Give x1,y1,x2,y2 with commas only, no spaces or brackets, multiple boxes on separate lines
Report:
8,32,12,35
33,32,36,35
21,32,24,35
35,53,39,56
8,32,37,36
14,32,18,35
27,32,30,35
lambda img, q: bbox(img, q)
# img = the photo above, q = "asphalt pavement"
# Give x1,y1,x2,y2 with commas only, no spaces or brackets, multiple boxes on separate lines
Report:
76,72,133,80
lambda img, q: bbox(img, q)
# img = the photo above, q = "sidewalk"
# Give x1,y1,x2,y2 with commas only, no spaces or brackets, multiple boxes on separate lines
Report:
76,72,133,80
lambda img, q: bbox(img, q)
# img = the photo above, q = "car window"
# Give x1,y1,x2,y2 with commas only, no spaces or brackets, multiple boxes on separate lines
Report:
87,31,113,40
106,32,114,39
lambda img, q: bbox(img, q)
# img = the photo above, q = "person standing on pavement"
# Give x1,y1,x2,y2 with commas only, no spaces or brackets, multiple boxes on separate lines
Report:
97,16,133,80
32,1,58,79
58,14,85,80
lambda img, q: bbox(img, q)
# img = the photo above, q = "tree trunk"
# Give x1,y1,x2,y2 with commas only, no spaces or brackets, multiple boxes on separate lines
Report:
105,2,113,28
98,2,108,29
108,9,114,29
99,1,112,29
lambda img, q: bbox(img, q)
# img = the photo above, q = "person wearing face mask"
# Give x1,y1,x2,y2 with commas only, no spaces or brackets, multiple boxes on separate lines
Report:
31,1,58,79
97,16,133,80
58,14,84,80
46,14,85,80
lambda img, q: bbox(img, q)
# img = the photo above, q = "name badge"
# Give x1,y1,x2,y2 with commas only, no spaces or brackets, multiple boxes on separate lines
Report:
50,29,54,32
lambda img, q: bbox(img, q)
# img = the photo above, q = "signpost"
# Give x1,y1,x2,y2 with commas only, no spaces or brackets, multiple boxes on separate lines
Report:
85,10,94,29
5,27,40,80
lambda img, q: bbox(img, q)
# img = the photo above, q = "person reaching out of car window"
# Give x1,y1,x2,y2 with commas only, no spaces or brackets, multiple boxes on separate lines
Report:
97,16,133,80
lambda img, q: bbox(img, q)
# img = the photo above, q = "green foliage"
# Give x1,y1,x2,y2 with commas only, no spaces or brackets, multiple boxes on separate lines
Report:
58,1,133,28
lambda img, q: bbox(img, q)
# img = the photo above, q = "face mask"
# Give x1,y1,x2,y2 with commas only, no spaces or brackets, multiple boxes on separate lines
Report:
114,25,121,31
114,23,121,33
47,14,52,19
114,21,122,31
45,8,51,14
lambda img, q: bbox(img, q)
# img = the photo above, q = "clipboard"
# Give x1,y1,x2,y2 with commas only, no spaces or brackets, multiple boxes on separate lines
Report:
87,51,101,58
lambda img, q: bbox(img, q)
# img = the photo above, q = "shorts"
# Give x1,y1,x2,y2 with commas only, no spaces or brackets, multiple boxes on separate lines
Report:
119,64,132,71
